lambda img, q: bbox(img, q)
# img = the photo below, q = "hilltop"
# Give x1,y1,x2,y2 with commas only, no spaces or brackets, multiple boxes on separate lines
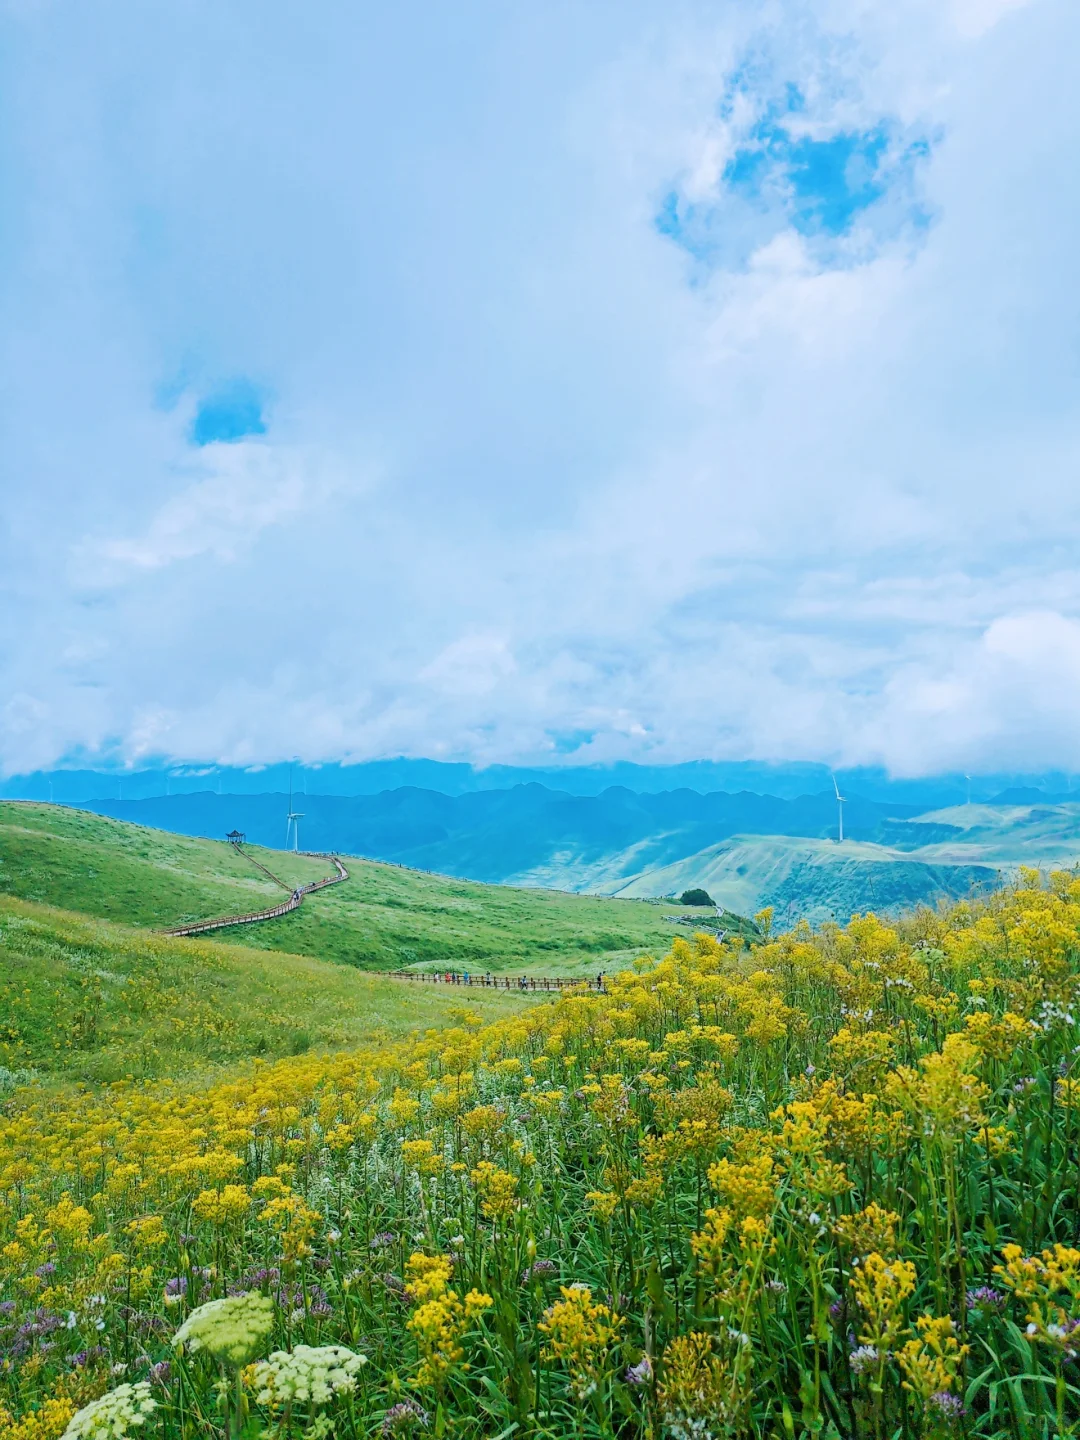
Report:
0,802,695,975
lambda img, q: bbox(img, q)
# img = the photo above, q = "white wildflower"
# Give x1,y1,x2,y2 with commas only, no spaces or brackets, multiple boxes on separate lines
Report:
61,1382,157,1440
173,1291,274,1367
848,1345,881,1376
253,1344,367,1408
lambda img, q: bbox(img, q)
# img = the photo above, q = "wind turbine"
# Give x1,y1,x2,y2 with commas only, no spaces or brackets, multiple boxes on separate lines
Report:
832,774,846,844
286,763,304,852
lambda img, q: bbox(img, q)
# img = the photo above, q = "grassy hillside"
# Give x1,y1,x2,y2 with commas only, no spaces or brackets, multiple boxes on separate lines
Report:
0,801,329,926
0,894,542,1086
609,831,1001,921
0,802,683,975
898,799,1080,865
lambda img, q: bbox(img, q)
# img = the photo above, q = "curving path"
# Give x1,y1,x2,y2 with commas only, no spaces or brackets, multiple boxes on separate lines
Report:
164,848,349,938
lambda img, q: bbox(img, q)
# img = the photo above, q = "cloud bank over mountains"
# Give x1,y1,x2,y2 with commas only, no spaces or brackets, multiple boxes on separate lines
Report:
1,0,1077,777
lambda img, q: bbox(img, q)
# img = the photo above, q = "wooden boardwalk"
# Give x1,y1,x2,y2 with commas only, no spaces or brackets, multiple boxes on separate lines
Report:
385,969,606,993
164,850,349,937
163,846,605,993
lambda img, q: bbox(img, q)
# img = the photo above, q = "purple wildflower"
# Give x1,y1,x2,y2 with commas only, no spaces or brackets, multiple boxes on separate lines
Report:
273,1282,331,1318
68,1347,105,1369
521,1259,558,1285
370,1232,396,1251
382,1399,430,1434
967,1286,1006,1312
148,1360,173,1388
929,1392,966,1422
235,1267,281,1292
34,1263,56,1278
625,1355,653,1387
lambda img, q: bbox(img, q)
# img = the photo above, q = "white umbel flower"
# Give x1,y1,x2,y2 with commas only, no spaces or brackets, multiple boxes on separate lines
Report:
173,1292,274,1366
61,1381,157,1440
253,1344,367,1407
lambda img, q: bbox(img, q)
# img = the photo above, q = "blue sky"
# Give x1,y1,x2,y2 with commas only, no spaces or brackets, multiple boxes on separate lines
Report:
1,0,1079,778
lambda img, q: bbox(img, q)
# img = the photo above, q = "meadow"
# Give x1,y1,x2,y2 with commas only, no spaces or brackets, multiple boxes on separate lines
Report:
0,803,686,976
4,868,1080,1438
0,896,544,1087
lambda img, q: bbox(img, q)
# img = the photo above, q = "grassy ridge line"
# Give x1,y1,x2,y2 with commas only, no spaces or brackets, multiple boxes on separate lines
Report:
0,893,544,1087
0,802,684,974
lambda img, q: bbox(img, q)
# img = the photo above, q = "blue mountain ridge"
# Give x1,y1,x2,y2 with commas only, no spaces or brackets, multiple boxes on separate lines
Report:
6,758,1080,806
70,783,939,889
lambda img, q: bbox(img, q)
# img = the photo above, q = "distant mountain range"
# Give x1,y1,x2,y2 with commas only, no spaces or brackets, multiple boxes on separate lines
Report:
55,783,1080,922
64,784,918,882
7,757,1080,806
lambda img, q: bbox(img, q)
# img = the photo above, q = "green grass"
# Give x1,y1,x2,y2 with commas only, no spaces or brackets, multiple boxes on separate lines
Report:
0,801,329,926
0,893,544,1087
0,802,687,975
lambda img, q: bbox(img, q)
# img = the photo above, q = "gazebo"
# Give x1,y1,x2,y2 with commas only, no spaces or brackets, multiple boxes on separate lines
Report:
226,829,246,845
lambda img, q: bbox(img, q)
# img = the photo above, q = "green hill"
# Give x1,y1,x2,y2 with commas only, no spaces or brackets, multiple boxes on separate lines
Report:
608,832,1000,922
0,801,330,924
0,802,683,975
0,893,544,1087
893,800,1080,866
605,802,1080,921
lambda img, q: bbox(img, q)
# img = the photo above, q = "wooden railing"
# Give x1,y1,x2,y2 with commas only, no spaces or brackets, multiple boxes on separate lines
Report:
164,852,349,938
384,970,606,993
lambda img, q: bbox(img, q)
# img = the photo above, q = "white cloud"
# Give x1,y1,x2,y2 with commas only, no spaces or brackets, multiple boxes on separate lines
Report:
83,442,342,578
0,0,1077,779
420,636,517,699
951,0,1036,40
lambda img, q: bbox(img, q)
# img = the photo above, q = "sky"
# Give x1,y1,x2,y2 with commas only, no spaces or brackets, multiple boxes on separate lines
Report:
2,0,1079,779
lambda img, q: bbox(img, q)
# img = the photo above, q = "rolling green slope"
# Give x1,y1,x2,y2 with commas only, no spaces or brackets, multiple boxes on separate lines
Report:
0,802,682,975
0,894,543,1086
0,802,328,926
608,832,1001,922
0,892,544,1082
894,801,1080,866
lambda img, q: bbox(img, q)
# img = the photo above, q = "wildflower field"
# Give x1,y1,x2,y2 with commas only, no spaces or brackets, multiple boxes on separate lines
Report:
5,870,1080,1439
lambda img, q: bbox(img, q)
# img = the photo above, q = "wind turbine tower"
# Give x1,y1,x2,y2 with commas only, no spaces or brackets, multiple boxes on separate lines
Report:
285,765,304,853
832,774,846,844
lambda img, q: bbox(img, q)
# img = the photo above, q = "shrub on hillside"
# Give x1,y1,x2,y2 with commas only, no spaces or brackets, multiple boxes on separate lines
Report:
679,887,714,907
